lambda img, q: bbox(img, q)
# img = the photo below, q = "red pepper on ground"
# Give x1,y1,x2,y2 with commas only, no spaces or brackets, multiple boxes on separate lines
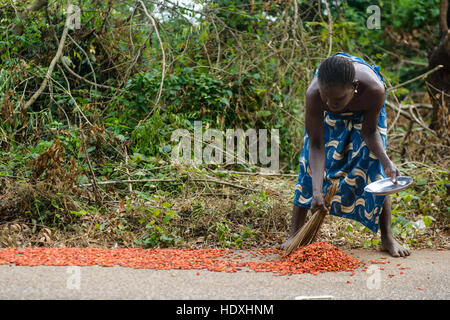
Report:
0,242,360,276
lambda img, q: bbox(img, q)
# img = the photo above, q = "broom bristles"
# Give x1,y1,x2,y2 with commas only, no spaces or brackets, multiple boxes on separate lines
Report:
284,180,339,256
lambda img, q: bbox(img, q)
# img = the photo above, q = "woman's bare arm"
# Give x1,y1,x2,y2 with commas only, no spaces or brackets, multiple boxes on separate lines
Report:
361,87,400,182
305,86,329,212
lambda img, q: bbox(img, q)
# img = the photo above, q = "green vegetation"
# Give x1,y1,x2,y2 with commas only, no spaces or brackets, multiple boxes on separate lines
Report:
0,0,447,249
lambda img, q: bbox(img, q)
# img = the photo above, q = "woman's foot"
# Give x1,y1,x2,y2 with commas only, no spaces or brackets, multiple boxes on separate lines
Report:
379,196,411,257
380,235,411,257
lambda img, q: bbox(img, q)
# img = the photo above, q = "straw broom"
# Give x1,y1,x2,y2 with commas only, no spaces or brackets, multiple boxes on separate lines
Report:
284,180,339,256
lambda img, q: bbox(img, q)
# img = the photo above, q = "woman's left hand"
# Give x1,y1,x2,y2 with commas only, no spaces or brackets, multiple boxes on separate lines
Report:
383,160,400,183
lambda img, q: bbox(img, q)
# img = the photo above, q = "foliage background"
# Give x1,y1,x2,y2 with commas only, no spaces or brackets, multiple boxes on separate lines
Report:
0,0,448,249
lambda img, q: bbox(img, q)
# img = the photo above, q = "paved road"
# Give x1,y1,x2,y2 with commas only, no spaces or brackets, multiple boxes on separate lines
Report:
0,249,448,300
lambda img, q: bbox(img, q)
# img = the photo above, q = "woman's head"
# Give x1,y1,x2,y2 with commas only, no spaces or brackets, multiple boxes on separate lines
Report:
317,55,358,112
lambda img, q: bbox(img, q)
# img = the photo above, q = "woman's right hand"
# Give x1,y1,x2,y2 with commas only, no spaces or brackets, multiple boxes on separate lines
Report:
311,193,329,214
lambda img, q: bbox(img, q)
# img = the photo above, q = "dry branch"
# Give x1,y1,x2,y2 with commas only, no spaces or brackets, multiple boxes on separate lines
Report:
79,127,100,203
77,176,253,191
385,100,435,134
388,64,444,91
323,0,333,57
135,0,166,129
440,0,449,34
22,0,71,111
13,0,48,34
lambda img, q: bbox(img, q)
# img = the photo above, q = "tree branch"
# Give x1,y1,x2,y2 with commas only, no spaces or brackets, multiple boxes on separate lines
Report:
387,64,444,91
14,0,49,34
440,0,449,35
135,0,166,129
24,0,48,12
22,0,71,111
322,0,333,56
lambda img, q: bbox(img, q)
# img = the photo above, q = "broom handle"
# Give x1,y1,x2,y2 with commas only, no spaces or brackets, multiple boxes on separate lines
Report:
311,181,337,216
284,180,339,254
308,181,338,242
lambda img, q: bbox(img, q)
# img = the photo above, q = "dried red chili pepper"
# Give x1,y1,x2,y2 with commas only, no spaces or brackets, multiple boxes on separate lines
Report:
0,242,360,276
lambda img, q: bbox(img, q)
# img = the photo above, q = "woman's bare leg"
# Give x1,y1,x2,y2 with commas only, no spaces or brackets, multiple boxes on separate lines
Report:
279,205,308,249
379,196,411,257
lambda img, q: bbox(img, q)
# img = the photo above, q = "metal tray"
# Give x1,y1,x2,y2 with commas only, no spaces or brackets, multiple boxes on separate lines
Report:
364,176,413,196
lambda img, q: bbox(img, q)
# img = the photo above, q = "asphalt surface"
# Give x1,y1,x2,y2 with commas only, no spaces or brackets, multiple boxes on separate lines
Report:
0,249,448,300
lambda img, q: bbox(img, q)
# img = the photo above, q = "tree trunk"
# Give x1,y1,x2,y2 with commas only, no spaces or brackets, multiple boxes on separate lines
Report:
427,0,450,139
14,0,49,35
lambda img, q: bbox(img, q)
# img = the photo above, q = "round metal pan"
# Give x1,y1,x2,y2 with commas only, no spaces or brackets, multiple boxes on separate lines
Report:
364,176,413,196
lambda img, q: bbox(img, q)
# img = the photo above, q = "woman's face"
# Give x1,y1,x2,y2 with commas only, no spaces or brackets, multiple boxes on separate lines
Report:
319,84,355,112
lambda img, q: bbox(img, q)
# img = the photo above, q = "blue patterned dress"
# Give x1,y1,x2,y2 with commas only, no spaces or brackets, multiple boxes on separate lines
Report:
293,53,387,233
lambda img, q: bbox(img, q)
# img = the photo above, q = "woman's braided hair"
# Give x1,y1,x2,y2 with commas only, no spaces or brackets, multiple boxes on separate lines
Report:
317,55,355,88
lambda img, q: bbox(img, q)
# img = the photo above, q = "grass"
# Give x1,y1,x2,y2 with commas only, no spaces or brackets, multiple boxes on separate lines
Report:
0,161,448,250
